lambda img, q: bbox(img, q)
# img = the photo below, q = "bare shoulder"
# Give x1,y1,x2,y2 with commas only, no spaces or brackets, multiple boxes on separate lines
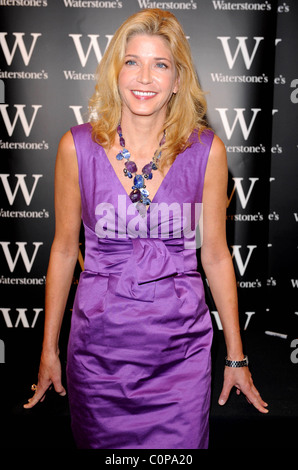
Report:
209,134,227,164
57,130,76,155
56,130,77,170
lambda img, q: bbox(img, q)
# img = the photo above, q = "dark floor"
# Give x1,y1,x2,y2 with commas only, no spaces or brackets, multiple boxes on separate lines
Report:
209,331,298,449
1,331,297,450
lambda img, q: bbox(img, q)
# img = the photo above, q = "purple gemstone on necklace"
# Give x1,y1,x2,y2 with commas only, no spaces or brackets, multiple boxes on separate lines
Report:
142,163,153,175
125,160,137,173
130,189,141,202
116,124,166,208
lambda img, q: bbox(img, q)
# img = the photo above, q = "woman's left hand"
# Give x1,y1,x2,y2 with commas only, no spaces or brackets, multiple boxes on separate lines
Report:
218,366,269,413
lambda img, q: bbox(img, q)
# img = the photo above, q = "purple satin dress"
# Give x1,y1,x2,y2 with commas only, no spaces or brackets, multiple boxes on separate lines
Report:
66,123,214,449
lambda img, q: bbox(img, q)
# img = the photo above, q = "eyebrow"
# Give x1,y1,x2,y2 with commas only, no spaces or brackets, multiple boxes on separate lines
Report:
125,54,172,62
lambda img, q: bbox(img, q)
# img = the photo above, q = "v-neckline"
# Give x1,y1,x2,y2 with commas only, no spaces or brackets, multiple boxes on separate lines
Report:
100,145,180,217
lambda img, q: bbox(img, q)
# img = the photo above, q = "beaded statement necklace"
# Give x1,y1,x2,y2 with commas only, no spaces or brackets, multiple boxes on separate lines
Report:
116,124,165,212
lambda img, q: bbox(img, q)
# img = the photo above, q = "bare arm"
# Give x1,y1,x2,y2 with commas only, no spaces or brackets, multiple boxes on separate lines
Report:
24,130,81,408
42,130,81,355
201,135,242,359
201,134,268,413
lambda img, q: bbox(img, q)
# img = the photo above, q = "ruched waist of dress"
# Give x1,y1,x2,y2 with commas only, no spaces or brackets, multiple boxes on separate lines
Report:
82,237,198,303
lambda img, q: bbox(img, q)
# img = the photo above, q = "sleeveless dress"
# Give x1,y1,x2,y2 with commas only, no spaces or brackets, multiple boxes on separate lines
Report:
66,122,214,449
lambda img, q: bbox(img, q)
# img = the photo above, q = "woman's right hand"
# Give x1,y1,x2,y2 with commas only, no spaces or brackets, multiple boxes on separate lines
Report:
23,350,66,409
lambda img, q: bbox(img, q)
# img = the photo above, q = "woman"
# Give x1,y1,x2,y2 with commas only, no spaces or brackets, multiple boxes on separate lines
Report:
24,9,268,448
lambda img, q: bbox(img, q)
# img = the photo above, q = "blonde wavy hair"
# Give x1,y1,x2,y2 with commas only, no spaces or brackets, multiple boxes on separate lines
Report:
89,8,208,171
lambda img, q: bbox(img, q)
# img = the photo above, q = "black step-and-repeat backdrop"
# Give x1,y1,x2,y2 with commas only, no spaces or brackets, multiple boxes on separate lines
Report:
1,0,297,401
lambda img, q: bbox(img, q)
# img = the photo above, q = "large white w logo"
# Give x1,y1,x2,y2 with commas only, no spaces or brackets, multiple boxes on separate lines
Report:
69,34,113,67
0,242,43,272
217,36,264,70
0,33,41,66
0,174,43,206
231,245,257,276
227,177,259,209
215,108,261,140
0,104,42,136
0,308,43,328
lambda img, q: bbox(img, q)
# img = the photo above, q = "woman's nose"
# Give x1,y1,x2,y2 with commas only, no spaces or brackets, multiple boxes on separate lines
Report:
137,64,153,84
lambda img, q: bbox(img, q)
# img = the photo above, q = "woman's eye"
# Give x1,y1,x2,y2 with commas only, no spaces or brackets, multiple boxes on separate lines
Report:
125,60,137,66
156,62,168,69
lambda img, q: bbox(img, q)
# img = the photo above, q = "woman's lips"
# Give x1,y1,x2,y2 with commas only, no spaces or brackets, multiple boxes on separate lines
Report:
131,90,157,99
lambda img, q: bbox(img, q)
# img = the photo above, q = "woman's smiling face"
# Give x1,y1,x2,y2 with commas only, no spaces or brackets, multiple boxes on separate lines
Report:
118,34,179,120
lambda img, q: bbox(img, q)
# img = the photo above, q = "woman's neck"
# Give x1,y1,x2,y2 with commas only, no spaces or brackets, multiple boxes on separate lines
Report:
119,113,165,157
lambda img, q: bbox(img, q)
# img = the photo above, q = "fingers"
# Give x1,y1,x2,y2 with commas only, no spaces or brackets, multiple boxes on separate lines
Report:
23,382,51,409
218,368,269,414
237,371,268,413
218,381,233,406
242,382,268,414
54,382,67,397
23,380,66,409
